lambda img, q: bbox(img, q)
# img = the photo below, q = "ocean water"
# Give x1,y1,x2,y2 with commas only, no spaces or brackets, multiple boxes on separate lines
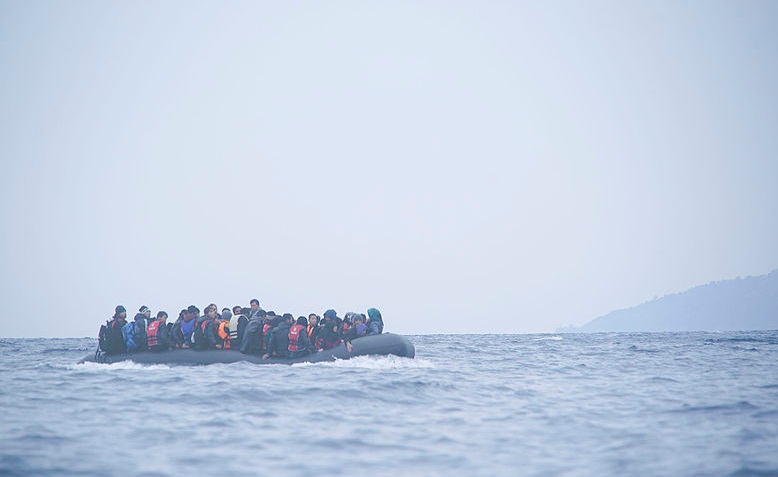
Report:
1,332,777,477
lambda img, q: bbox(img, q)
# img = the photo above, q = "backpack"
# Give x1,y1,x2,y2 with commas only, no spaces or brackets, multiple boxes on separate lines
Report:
122,321,140,351
98,322,111,352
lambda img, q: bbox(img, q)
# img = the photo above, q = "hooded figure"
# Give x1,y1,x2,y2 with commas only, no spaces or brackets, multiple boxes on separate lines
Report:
317,309,342,350
367,308,383,335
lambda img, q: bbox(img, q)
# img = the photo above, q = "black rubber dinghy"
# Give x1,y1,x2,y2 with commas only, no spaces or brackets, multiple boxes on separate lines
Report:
79,333,415,365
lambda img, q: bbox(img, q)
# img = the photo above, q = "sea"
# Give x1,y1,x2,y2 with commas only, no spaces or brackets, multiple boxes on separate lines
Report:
1,331,777,477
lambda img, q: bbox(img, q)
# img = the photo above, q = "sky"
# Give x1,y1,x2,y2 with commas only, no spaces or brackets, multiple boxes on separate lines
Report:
1,1,777,337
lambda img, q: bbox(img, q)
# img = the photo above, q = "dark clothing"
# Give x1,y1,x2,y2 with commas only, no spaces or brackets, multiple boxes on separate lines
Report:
317,317,342,350
368,321,383,335
265,321,292,358
342,323,367,344
132,313,148,351
240,317,264,354
100,318,127,355
193,316,219,349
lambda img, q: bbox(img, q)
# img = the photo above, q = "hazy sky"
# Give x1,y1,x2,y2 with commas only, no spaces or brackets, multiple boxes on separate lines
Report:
1,1,777,337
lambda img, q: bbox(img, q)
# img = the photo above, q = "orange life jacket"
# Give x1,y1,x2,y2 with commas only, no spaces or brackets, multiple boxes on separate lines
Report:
288,324,305,351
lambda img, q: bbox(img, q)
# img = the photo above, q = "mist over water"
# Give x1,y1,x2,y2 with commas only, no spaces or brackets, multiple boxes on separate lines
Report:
1,332,777,477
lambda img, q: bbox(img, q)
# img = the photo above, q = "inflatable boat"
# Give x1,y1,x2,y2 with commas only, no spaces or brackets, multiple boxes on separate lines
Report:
78,333,415,365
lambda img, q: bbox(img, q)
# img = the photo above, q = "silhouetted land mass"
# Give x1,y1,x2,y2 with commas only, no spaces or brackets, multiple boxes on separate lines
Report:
572,270,778,332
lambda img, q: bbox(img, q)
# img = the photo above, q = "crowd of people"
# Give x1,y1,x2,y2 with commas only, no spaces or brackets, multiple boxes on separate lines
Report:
97,299,384,360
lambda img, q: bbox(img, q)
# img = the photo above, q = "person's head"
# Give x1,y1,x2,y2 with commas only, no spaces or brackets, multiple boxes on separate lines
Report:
207,307,218,319
308,314,319,326
297,316,308,327
355,314,366,324
267,311,276,317
208,303,217,313
250,298,260,312
157,311,168,321
242,307,251,316
139,305,151,317
222,308,229,314
187,305,200,318
324,309,337,321
179,309,187,320
232,306,242,315
367,308,382,322
114,305,127,320
283,313,294,323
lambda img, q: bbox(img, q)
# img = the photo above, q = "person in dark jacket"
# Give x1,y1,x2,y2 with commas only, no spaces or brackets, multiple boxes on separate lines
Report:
263,314,294,359
317,309,342,351
240,309,266,354
100,305,128,355
194,306,221,349
130,311,149,351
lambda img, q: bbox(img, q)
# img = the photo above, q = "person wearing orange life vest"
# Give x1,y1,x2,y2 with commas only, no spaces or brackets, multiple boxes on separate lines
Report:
307,314,321,349
288,316,313,358
147,311,171,352
216,308,233,348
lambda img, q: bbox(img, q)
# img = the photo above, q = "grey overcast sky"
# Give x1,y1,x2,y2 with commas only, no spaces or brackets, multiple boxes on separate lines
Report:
1,1,777,337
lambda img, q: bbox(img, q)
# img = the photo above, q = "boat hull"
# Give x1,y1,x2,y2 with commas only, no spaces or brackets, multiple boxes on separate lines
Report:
78,333,415,365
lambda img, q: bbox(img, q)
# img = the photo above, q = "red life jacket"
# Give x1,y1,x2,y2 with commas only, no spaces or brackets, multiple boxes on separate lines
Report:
288,324,305,351
263,323,272,337
147,320,161,347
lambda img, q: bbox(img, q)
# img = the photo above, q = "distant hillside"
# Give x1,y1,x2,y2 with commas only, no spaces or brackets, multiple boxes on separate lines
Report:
575,270,778,332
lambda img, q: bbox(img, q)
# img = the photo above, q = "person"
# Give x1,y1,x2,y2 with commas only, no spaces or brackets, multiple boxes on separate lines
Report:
263,313,294,359
217,308,232,348
367,308,384,335
354,314,368,338
194,306,221,349
307,314,320,349
342,314,368,353
139,305,152,326
240,309,266,354
123,310,148,352
147,311,171,352
178,305,199,348
229,306,248,349
287,316,312,358
248,298,262,321
98,305,128,355
316,309,342,351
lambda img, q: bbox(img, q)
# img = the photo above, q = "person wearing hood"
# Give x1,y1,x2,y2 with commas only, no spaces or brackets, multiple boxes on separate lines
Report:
99,305,128,355
367,308,384,335
130,307,149,351
240,309,266,354
317,309,342,351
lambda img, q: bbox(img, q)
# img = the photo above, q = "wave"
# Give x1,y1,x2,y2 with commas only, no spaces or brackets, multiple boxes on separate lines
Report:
291,355,435,370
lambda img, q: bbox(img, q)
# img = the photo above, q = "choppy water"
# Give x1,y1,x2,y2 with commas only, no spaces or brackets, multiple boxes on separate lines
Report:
1,332,777,477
